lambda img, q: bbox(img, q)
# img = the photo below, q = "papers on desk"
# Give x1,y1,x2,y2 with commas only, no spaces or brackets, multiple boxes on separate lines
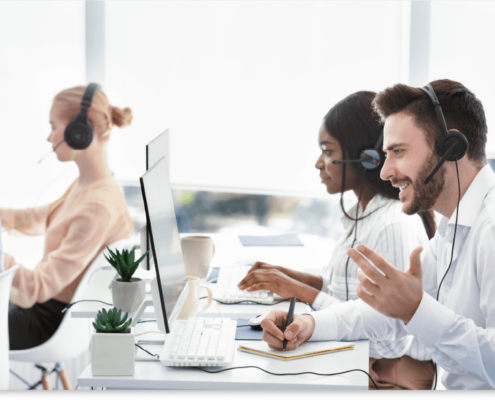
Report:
238,234,304,247
238,341,354,361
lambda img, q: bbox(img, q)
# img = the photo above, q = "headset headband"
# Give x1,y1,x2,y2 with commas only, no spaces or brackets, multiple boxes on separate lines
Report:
419,84,450,137
80,83,100,116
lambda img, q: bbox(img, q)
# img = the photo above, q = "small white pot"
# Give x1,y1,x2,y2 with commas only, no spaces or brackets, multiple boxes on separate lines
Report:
111,278,146,312
91,329,135,376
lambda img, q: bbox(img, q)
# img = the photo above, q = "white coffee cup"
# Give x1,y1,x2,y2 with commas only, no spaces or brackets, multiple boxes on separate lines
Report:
181,236,215,278
178,276,213,320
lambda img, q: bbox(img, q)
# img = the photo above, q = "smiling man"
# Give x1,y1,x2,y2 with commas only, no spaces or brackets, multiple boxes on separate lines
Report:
260,79,495,390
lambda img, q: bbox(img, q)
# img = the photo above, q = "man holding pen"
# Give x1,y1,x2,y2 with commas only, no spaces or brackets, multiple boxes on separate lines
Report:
261,79,495,390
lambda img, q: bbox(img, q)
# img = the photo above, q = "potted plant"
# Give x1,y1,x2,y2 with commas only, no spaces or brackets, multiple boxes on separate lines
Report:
105,247,149,313
91,307,134,376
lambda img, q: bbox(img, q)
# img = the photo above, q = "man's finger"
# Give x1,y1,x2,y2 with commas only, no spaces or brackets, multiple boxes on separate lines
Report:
263,330,284,349
347,249,387,284
408,246,423,278
357,269,380,295
356,283,376,306
284,319,302,340
260,312,285,341
353,245,396,277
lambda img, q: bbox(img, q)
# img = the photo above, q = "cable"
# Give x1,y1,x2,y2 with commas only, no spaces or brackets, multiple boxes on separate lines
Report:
192,365,379,390
201,297,316,311
137,319,157,324
436,160,460,301
135,343,159,359
344,168,367,301
432,161,460,391
61,299,113,313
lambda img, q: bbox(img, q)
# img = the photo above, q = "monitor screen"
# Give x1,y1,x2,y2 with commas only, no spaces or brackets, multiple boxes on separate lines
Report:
145,129,170,270
146,129,169,171
140,157,188,332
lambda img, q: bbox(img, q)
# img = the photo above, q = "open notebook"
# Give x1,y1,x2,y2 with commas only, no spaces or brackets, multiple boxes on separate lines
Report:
238,341,354,361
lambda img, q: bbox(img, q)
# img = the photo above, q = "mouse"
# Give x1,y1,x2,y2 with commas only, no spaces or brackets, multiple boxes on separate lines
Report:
249,312,270,331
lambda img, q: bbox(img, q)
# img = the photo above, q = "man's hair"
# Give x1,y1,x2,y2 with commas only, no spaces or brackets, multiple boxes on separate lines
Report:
372,79,487,165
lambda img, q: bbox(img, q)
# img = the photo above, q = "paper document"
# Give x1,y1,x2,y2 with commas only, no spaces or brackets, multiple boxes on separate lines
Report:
238,341,354,361
238,234,303,247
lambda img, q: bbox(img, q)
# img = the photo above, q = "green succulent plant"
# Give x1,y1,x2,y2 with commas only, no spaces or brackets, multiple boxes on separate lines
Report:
93,307,132,333
104,247,149,282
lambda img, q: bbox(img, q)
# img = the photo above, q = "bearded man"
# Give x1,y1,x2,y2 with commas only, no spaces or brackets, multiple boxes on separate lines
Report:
260,80,495,390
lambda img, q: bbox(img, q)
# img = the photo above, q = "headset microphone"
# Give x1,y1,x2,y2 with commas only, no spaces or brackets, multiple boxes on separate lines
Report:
38,139,66,164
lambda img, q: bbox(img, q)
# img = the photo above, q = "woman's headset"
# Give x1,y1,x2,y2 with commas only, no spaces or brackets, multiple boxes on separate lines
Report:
64,82,101,150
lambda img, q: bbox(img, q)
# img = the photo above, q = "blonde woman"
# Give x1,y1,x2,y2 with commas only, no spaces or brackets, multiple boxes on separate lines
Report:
2,85,134,350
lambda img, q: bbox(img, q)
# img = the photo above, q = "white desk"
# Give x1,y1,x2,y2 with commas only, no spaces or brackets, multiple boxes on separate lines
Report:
78,340,369,390
75,233,370,390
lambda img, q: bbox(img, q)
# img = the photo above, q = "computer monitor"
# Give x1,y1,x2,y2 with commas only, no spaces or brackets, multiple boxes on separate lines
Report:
146,129,169,171
143,130,170,270
139,156,189,334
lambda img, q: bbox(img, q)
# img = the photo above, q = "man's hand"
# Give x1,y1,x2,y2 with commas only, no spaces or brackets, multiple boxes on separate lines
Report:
348,244,424,324
237,266,320,304
261,310,315,350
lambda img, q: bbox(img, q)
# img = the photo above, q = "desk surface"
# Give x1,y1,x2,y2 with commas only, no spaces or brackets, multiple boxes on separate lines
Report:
70,233,335,319
75,233,369,390
78,340,369,390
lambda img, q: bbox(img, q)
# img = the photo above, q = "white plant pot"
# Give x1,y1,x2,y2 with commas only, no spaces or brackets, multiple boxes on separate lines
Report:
111,278,146,313
91,329,135,376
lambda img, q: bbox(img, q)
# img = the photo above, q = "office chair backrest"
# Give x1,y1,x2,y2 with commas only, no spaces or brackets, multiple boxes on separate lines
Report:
9,239,131,363
0,265,19,390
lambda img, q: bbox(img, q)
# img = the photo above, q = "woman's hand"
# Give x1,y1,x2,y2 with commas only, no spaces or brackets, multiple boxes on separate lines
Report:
237,266,320,304
261,310,315,351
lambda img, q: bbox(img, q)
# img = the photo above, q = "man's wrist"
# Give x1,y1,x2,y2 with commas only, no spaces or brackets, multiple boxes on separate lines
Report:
402,292,424,325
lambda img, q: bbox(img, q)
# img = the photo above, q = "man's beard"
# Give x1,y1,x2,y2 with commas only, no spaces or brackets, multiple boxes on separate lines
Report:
394,152,446,215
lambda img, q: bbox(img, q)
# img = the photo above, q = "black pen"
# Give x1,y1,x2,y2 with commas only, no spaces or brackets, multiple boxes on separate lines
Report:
282,296,297,350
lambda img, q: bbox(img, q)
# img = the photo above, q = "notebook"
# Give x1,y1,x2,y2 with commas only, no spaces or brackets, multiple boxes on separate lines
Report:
238,341,354,361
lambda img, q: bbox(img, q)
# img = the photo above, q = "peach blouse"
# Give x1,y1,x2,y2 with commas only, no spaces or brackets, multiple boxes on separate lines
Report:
1,177,134,308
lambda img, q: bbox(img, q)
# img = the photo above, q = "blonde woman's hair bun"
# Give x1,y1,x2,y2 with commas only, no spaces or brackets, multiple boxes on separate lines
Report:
111,106,133,128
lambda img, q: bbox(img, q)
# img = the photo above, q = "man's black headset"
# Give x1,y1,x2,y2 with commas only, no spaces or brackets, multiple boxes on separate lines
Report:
419,84,469,184
331,134,384,301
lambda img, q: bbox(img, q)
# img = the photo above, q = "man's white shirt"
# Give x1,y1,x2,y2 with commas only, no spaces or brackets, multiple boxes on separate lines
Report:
310,164,495,390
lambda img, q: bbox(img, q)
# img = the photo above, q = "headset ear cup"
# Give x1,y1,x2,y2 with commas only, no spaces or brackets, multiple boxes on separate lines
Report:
360,149,381,170
64,116,94,150
437,131,469,162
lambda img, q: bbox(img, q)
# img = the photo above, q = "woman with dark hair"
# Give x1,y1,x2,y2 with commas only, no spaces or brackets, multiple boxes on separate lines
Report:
238,91,436,389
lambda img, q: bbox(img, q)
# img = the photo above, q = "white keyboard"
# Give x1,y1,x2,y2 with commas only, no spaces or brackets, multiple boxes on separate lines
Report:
215,263,274,304
160,317,237,367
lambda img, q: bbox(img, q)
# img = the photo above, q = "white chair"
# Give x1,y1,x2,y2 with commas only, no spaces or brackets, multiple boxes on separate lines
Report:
0,265,19,390
9,240,131,390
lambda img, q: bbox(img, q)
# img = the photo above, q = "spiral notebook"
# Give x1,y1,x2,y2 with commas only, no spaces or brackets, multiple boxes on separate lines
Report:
238,341,354,361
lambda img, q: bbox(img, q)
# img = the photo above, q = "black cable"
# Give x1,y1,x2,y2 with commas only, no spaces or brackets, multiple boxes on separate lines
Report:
61,299,113,313
432,161,460,391
135,343,159,358
436,160,460,301
137,319,157,324
344,168,367,301
236,325,251,328
192,365,379,390
201,297,316,311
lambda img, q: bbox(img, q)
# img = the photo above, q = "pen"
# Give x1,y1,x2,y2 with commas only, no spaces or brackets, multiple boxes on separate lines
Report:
283,296,297,350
